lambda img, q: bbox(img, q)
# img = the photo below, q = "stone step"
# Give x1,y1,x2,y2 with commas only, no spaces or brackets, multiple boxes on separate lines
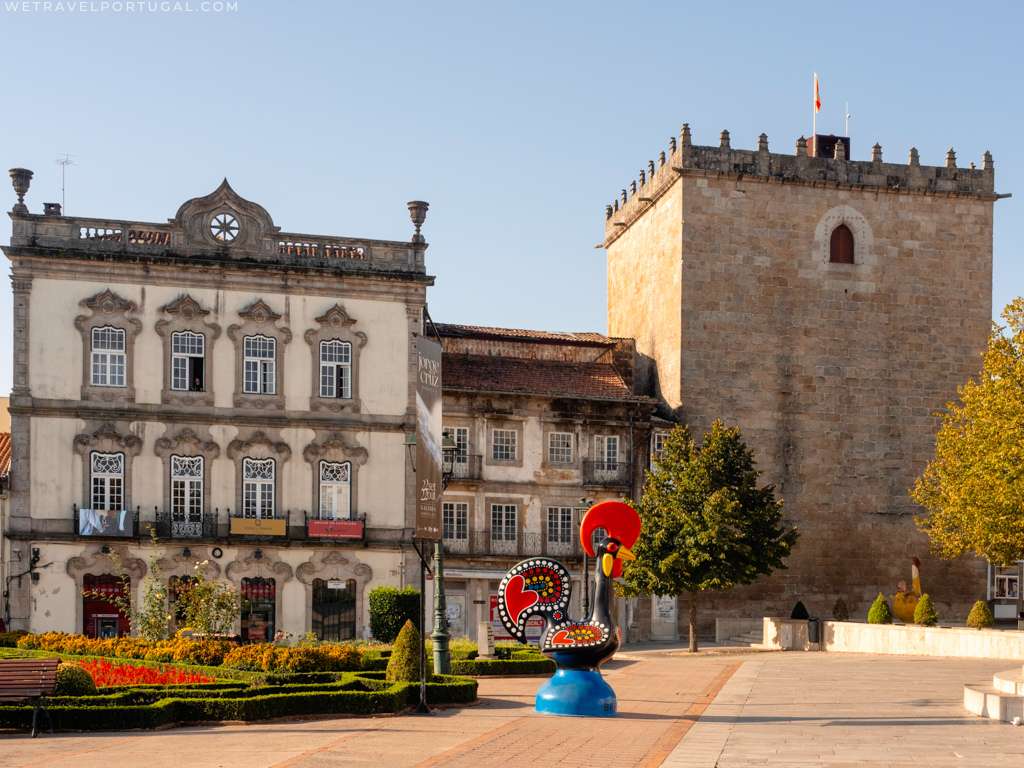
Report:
964,682,1024,723
721,631,763,647
992,667,1024,696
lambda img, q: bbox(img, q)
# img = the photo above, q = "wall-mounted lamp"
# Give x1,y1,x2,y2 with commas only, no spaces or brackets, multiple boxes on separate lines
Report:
181,547,192,559
100,544,111,555
253,549,263,560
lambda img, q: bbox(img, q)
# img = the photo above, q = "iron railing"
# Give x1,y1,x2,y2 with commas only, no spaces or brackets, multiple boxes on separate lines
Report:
153,508,218,539
582,460,632,486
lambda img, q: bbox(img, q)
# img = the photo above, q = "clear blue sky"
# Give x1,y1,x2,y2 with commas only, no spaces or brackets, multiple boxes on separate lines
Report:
1,1,1020,395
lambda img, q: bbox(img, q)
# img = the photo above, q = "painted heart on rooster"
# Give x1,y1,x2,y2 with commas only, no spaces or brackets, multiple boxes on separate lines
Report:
549,628,578,646
503,574,539,625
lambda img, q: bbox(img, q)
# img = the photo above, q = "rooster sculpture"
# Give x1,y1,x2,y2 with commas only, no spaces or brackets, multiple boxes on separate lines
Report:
496,500,641,716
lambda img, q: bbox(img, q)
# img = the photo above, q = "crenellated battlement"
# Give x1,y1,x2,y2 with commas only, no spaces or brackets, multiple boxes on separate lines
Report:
603,123,998,244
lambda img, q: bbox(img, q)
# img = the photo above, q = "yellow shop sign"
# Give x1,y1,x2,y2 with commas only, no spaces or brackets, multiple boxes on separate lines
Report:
230,517,287,537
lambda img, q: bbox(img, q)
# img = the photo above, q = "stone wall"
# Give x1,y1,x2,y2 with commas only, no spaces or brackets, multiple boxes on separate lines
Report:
607,129,997,631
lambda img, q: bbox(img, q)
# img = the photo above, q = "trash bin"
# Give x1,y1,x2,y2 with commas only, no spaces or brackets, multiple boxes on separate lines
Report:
807,617,821,644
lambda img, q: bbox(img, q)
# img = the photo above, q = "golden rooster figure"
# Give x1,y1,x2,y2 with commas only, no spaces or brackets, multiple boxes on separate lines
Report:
891,557,923,623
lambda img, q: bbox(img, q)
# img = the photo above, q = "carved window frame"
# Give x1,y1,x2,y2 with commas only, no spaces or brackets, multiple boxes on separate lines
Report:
74,290,142,402
303,432,368,522
227,430,292,519
155,295,221,407
73,423,144,512
227,299,291,410
304,304,367,414
154,428,221,522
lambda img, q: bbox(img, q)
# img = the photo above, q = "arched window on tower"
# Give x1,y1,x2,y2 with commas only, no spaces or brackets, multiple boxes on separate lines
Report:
829,224,855,264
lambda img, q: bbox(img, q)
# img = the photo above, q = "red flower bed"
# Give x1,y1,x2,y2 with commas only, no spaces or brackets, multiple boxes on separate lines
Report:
78,658,214,688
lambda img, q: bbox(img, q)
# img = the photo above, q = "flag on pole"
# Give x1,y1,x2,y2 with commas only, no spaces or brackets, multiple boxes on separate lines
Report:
814,73,822,113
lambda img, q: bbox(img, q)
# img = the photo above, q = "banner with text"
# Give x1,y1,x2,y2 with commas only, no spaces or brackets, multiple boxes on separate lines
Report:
414,336,443,540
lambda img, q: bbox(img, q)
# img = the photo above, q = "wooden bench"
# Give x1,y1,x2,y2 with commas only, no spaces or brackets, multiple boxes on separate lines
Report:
0,658,60,736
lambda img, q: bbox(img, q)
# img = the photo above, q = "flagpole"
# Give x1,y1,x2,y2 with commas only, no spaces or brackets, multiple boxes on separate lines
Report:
812,72,817,152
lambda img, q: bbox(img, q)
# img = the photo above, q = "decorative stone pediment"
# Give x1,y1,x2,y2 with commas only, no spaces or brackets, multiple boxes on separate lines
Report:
302,432,368,465
67,547,147,581
227,430,292,462
296,550,372,585
237,298,282,325
155,550,221,580
171,179,278,254
159,293,212,322
225,551,293,583
73,422,143,456
78,289,138,317
155,428,220,460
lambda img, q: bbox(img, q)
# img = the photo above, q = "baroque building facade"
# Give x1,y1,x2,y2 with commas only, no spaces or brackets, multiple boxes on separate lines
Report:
2,174,432,640
604,126,1001,632
428,323,674,644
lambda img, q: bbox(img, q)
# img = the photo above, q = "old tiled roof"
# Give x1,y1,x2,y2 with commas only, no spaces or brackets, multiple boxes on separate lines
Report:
443,353,640,401
0,433,10,479
434,323,614,346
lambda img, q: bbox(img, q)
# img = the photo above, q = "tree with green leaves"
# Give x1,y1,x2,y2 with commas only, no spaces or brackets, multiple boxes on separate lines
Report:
912,298,1024,567
176,561,242,637
621,421,797,651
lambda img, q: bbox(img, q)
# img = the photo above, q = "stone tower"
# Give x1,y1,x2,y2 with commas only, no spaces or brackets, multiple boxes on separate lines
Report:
604,126,1001,628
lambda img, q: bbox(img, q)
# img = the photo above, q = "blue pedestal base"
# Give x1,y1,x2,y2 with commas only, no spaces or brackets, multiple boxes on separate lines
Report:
535,668,617,717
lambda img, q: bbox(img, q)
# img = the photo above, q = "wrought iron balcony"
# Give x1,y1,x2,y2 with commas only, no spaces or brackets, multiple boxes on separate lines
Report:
583,460,632,486
448,455,483,482
153,509,218,540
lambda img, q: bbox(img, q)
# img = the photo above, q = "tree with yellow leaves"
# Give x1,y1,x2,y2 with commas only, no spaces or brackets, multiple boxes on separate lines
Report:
912,298,1024,565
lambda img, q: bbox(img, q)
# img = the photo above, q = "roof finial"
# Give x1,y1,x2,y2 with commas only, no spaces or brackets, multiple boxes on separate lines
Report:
407,200,429,244
659,150,666,167
9,168,33,214
871,143,882,164
946,147,957,169
983,150,994,171
908,147,920,167
680,123,692,151
757,133,768,153
719,129,731,150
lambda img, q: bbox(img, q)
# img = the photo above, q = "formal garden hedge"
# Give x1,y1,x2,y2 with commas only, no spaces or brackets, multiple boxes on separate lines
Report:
0,670,477,732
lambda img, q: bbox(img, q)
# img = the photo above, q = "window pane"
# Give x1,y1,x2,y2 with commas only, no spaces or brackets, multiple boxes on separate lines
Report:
492,429,516,461
172,356,188,390
548,432,573,464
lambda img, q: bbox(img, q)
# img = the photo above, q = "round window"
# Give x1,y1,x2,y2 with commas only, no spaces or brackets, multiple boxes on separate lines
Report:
210,212,240,242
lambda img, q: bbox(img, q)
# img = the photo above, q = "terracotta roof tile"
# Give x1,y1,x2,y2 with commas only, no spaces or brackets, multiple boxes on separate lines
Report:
0,433,10,478
434,323,613,346
443,353,639,401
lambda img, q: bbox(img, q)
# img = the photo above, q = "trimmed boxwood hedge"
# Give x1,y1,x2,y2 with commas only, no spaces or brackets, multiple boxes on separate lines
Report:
0,672,476,732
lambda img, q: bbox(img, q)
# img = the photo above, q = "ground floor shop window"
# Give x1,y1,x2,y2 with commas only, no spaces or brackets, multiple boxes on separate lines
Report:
82,573,130,638
241,577,276,642
311,578,356,641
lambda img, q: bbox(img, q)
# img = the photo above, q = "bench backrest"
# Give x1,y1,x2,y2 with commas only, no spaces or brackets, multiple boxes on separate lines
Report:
0,658,61,702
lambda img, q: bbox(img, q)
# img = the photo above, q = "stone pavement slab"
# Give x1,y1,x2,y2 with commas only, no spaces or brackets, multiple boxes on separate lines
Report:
0,651,737,768
667,652,1024,768
4,650,1023,767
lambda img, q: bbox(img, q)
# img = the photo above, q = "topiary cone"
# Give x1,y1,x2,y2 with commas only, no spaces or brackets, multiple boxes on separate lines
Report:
386,619,422,683
867,592,893,624
966,600,995,630
913,593,938,626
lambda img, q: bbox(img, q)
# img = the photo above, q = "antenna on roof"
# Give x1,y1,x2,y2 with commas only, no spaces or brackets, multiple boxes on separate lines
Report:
56,153,75,213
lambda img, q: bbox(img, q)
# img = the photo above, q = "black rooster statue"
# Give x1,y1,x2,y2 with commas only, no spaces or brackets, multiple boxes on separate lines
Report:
496,500,641,716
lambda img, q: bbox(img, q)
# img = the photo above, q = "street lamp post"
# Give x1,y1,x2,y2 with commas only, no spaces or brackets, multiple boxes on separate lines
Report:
579,497,595,615
432,436,457,675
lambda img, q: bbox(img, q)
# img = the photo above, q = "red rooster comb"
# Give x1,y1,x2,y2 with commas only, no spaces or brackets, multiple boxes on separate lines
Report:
580,500,641,557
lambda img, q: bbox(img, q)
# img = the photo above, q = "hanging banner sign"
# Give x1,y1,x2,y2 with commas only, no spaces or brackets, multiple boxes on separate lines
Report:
414,336,443,541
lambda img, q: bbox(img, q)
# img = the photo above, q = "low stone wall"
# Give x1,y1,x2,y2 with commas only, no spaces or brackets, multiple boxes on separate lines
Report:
762,617,819,651
715,617,761,643
822,621,1024,660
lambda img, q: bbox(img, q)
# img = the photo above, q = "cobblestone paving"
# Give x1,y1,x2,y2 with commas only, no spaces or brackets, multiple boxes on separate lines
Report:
3,650,1022,767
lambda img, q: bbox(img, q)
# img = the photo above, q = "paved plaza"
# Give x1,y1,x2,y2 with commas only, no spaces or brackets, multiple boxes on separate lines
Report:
3,649,1022,767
